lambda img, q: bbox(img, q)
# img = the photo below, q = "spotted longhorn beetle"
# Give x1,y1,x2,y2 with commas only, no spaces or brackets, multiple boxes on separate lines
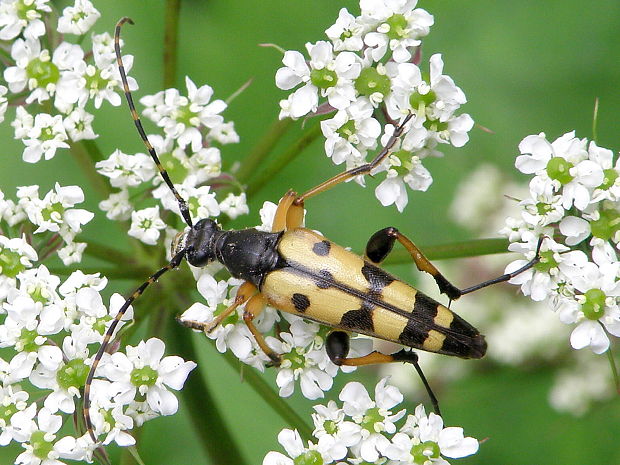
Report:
83,17,542,443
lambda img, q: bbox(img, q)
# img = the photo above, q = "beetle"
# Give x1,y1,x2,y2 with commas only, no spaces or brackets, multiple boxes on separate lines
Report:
83,17,541,443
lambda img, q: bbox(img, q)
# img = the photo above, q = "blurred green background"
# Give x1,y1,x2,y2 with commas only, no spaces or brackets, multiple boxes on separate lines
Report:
1,0,619,464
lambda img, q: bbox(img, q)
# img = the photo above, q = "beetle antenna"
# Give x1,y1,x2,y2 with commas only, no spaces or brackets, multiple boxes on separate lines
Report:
114,17,193,228
83,250,186,443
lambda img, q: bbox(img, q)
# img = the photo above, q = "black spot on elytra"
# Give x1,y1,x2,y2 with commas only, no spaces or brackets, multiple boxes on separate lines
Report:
292,293,310,312
340,302,374,332
314,269,334,289
361,263,395,294
312,240,331,256
398,292,438,347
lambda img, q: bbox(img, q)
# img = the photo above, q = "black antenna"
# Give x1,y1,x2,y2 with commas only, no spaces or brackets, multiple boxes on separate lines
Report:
114,17,193,228
83,17,194,443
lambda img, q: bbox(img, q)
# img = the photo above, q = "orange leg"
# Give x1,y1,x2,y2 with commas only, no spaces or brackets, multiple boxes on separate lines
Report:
326,331,440,415
178,281,282,364
243,293,281,365
271,190,305,232
366,227,543,301
178,281,257,333
294,114,414,206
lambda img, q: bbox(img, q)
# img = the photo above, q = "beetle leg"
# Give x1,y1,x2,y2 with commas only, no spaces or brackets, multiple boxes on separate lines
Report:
293,114,414,206
271,190,296,232
365,227,461,301
243,293,282,365
326,331,440,415
178,281,256,332
365,227,543,301
179,281,281,364
271,190,305,232
274,116,415,227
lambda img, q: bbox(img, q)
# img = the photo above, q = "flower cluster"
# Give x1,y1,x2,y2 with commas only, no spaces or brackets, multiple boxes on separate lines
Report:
403,161,618,418
275,0,473,211
1,184,93,267
2,0,134,165
263,378,479,465
95,76,247,244
502,131,620,355
0,225,195,464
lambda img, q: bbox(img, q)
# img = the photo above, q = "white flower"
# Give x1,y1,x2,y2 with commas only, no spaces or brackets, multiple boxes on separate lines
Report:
75,33,138,108
375,169,409,211
128,206,167,245
63,107,97,141
0,235,38,301
0,0,51,40
4,39,85,109
385,405,479,463
141,76,227,152
269,318,336,400
506,235,584,302
374,155,432,212
516,131,603,211
276,42,361,118
95,149,156,188
589,141,620,203
325,8,366,52
30,336,90,414
339,377,405,462
560,262,620,354
0,384,30,446
219,193,249,220
362,0,434,62
155,184,220,220
72,292,133,347
57,0,100,35
19,113,70,163
101,338,196,416
11,106,33,140
17,184,94,240
387,56,472,155
256,201,278,232
321,97,380,166
311,400,361,461
263,429,326,465
98,189,132,221
209,121,239,145
12,405,85,464
0,85,8,123
57,242,86,266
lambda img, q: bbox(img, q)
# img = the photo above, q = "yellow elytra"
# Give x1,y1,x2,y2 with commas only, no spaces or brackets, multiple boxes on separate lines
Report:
261,228,486,359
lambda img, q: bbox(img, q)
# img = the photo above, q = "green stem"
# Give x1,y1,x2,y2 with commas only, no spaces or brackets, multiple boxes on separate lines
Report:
592,97,599,142
80,139,106,163
167,323,249,465
220,350,314,440
606,346,620,394
382,238,512,265
245,121,322,198
236,118,295,186
82,240,133,265
0,45,12,62
69,140,111,199
163,0,181,88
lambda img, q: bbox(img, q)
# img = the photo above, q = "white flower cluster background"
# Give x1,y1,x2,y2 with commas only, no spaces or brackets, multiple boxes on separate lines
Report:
0,1,618,465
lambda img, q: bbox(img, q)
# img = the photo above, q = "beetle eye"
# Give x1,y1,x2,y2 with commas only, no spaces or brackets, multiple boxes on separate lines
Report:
171,230,188,257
